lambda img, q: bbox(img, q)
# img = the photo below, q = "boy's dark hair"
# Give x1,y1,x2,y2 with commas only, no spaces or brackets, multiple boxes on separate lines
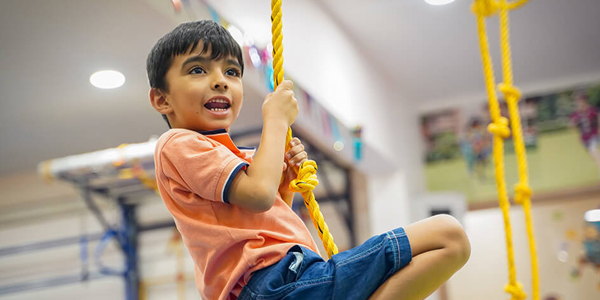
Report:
146,20,245,127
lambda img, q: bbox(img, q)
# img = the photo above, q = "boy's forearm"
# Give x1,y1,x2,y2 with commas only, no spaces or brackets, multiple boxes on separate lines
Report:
279,187,294,208
246,119,289,197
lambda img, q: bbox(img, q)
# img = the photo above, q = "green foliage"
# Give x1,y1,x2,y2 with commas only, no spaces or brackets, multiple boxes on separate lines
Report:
556,93,575,118
426,131,460,163
588,84,600,107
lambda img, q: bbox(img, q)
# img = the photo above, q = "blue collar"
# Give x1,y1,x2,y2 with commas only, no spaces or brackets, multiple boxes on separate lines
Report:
197,129,228,135
195,129,256,153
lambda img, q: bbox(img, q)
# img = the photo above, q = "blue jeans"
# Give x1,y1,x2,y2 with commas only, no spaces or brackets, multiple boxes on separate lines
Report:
238,227,412,300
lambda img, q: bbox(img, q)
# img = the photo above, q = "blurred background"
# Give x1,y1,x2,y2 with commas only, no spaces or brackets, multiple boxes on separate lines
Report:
1,0,599,299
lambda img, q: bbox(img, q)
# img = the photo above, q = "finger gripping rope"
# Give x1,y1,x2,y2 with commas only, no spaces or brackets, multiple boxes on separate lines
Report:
271,0,338,258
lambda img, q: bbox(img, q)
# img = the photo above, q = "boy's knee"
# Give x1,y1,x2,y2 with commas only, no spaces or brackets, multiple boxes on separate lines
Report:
432,214,471,265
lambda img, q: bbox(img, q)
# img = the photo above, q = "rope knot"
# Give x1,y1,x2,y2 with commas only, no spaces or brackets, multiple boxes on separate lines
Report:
289,160,319,193
498,83,522,101
504,282,527,300
471,0,498,17
514,182,532,205
487,117,511,138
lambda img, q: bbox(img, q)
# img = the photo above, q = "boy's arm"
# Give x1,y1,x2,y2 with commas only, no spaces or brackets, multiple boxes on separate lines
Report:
227,119,288,212
228,81,298,212
279,187,294,208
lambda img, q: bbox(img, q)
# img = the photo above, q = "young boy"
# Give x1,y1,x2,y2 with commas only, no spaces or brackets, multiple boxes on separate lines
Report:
570,93,600,170
147,20,470,300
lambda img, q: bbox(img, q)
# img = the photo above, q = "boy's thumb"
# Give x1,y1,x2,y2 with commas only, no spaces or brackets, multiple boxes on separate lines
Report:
277,80,293,91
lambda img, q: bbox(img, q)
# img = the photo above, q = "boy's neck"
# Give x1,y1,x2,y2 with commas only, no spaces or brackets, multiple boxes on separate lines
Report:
172,125,230,133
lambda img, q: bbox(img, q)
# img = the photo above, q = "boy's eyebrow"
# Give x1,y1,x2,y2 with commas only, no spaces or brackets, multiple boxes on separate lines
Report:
181,56,242,70
181,56,210,70
225,59,242,70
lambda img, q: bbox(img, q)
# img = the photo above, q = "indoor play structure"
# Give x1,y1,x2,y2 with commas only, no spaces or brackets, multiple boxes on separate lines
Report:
0,128,354,299
0,0,550,299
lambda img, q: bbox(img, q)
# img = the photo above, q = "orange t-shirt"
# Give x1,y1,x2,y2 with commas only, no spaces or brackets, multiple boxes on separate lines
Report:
154,128,319,300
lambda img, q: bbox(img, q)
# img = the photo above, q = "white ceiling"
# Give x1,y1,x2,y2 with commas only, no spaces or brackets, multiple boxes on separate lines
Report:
0,0,264,176
317,0,600,102
1,0,599,176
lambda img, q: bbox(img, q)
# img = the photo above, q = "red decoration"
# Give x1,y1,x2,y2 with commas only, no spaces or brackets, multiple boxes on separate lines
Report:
172,0,182,12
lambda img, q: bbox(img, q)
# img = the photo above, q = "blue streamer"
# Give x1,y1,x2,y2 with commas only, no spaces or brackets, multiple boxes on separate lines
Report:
79,236,89,280
329,115,345,146
94,229,127,277
265,62,274,92
207,5,220,23
354,137,362,161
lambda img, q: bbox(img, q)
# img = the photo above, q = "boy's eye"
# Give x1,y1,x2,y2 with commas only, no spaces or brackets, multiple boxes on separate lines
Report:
189,66,206,74
225,69,240,77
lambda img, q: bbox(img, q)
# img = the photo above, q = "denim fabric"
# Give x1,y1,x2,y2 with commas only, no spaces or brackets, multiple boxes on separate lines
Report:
238,227,412,300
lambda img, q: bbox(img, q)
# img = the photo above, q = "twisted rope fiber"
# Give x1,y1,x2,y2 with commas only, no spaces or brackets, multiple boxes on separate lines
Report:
271,0,338,258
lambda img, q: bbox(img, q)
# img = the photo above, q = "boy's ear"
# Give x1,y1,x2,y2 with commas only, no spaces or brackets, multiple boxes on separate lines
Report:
149,88,173,115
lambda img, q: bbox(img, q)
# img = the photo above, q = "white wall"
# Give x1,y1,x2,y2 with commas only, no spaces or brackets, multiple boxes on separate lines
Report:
275,0,422,228
449,195,600,300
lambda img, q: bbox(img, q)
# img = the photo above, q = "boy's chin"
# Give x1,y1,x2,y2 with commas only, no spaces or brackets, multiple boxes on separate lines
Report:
200,120,234,131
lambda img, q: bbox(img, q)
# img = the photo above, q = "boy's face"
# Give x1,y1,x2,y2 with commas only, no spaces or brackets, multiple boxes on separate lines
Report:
576,98,589,112
154,43,243,132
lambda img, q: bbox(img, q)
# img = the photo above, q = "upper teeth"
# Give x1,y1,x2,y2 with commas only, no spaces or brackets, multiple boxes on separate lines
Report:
210,99,229,104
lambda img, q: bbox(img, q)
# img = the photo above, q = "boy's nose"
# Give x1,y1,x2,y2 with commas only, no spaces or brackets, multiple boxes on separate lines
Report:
212,75,228,90
213,82,228,90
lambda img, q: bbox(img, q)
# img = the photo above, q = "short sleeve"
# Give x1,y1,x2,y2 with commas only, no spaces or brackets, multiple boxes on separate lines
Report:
159,132,249,204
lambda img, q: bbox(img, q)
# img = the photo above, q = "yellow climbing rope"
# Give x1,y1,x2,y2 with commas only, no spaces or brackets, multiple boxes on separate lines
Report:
271,0,338,258
471,1,538,300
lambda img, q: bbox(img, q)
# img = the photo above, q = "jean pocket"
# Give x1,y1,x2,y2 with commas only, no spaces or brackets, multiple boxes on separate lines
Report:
288,252,304,276
251,252,303,299
277,251,303,287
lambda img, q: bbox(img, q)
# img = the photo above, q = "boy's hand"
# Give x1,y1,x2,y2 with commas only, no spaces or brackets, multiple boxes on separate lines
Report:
262,80,298,127
279,137,308,199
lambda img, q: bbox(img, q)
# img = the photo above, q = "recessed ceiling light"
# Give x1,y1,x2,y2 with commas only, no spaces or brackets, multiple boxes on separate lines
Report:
424,0,456,5
90,70,125,89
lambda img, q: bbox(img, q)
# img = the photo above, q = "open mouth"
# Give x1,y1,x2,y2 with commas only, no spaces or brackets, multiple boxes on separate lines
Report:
204,98,231,111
